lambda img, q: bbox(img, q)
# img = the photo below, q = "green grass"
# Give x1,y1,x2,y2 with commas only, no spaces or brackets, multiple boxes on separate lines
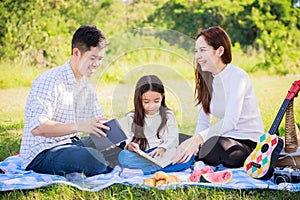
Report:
0,58,45,89
0,132,21,160
253,76,300,134
0,185,299,200
0,75,300,199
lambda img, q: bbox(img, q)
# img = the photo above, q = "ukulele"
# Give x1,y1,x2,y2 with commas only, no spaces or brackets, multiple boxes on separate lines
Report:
244,80,300,180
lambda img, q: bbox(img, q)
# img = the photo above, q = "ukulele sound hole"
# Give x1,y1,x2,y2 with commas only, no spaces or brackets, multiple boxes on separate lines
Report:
251,162,261,169
261,144,269,153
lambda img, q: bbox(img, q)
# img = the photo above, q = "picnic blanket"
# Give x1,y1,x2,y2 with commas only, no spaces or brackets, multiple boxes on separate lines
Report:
1,155,300,192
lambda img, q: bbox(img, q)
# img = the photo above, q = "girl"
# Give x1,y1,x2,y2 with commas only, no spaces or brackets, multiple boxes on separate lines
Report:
172,27,264,168
118,75,194,175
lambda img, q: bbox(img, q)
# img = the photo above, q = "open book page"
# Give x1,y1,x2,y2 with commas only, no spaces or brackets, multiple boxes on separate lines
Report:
137,148,177,168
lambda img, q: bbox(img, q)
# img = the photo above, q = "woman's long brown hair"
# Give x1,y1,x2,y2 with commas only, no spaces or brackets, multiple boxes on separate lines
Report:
194,65,213,114
131,75,168,150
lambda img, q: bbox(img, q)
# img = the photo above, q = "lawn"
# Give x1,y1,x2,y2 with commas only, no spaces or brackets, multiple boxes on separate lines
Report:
0,75,300,199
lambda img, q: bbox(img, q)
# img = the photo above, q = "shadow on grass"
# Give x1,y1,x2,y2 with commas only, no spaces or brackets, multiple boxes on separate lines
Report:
0,125,22,161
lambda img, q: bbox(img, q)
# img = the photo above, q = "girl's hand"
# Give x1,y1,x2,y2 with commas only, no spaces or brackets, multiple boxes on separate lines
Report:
126,142,140,153
148,147,166,158
172,134,203,164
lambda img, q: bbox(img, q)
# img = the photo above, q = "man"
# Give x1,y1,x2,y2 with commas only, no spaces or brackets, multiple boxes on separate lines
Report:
20,25,120,177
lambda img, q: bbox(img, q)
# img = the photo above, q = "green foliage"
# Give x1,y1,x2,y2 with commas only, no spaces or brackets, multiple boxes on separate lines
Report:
146,0,300,75
95,29,194,82
249,0,299,75
0,0,87,67
0,0,299,90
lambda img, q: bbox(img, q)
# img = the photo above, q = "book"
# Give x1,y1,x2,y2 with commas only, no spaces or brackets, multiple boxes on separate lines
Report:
137,148,177,168
90,118,128,152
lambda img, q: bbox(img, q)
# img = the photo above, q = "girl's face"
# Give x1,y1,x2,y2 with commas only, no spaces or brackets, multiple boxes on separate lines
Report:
195,36,220,75
142,90,163,115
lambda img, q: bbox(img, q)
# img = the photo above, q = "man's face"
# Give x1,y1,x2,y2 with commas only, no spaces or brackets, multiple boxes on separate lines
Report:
78,46,105,78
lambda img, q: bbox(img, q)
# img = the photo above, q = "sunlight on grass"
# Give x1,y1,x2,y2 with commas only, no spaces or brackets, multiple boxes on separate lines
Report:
252,75,300,135
0,58,44,89
0,88,28,128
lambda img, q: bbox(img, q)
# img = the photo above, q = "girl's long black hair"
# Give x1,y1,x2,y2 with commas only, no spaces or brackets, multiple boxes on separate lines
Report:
131,75,168,150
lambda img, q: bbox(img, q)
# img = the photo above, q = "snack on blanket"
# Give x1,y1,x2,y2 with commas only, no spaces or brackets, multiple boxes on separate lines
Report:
166,174,181,183
189,165,214,182
143,171,181,187
143,178,156,187
155,179,166,186
200,170,232,184
153,171,167,180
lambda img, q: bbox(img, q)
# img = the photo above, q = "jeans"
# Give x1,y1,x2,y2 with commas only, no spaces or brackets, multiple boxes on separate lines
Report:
26,136,123,177
118,148,194,175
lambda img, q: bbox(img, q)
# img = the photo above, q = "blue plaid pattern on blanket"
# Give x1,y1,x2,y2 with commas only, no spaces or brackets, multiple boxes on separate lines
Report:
1,155,300,192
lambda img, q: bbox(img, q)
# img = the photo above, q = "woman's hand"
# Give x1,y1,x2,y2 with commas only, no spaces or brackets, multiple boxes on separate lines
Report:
172,134,203,164
76,117,109,137
126,142,140,153
148,147,166,158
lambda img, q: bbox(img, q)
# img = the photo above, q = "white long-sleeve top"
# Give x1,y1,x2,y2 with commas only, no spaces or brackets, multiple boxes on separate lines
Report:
195,64,264,143
119,110,179,151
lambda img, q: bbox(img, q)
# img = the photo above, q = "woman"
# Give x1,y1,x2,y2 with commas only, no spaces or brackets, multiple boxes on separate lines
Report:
172,27,264,168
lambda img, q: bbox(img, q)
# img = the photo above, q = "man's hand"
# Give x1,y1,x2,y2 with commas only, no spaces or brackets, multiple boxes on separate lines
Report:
76,117,109,137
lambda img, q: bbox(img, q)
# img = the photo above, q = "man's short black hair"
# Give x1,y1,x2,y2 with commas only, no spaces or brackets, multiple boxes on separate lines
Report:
71,25,107,55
